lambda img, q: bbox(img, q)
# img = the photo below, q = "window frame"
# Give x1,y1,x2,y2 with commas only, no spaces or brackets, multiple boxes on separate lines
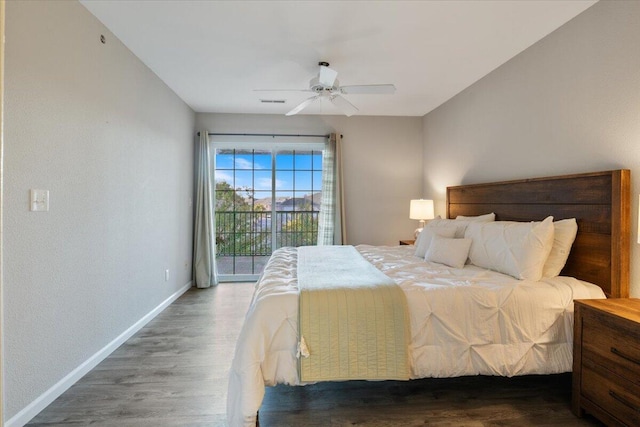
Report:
212,139,325,282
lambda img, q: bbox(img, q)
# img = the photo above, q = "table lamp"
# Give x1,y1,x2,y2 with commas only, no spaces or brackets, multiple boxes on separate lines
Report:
410,199,435,239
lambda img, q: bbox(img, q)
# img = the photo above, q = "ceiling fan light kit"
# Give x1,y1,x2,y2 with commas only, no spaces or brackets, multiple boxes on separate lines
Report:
256,61,396,117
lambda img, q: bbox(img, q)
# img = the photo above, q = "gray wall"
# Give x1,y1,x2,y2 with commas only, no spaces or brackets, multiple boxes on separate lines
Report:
422,0,640,296
195,113,424,245
4,1,195,420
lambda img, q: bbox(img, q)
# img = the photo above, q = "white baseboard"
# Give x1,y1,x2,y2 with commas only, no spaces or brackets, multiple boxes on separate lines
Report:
5,281,192,427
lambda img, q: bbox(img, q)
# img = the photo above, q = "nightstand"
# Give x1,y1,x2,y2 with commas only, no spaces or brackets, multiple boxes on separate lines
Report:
399,239,415,246
572,298,640,426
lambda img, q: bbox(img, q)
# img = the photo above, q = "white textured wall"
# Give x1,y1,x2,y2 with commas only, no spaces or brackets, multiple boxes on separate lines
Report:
195,113,424,245
0,1,5,423
422,1,640,296
4,0,195,420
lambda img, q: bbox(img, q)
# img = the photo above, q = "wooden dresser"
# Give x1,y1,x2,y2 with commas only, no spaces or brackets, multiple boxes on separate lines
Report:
572,299,640,426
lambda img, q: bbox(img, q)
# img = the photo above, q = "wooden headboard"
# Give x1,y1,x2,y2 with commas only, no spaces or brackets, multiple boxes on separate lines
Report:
446,170,630,298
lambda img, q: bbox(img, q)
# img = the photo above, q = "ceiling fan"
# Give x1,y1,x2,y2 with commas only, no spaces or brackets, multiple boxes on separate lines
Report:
255,62,396,117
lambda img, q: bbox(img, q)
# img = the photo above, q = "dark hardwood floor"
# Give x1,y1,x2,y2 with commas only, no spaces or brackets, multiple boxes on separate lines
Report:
28,283,603,426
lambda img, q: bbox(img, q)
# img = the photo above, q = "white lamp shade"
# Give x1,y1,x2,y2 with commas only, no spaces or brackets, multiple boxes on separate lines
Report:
410,199,435,220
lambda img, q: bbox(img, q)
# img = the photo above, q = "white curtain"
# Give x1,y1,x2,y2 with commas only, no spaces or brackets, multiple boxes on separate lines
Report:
192,131,218,288
317,133,346,245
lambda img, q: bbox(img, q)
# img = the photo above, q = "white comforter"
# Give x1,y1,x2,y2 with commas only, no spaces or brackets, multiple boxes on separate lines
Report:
227,245,605,427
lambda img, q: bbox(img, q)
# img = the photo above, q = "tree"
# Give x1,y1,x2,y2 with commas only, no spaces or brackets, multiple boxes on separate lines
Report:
279,211,318,247
215,181,251,212
215,181,261,256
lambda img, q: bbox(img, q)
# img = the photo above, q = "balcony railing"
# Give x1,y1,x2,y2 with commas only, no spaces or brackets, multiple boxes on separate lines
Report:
216,210,319,259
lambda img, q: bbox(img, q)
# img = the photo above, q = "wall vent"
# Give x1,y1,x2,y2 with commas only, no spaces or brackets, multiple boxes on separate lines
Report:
260,99,286,104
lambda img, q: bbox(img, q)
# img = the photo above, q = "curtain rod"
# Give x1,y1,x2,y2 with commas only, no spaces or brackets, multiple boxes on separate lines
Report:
198,132,330,138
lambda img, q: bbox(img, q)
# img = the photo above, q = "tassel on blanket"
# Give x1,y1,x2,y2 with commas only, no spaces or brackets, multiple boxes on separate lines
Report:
297,336,310,358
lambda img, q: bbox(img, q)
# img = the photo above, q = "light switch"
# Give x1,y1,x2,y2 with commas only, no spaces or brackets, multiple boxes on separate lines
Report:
30,189,49,212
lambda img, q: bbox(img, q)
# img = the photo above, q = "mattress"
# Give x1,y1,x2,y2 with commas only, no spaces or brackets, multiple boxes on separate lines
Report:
227,245,606,427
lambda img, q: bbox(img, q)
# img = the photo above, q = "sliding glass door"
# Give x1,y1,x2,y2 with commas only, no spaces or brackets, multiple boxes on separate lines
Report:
213,143,324,281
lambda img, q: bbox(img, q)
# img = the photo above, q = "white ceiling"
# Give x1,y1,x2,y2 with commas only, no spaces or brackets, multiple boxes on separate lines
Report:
80,0,597,117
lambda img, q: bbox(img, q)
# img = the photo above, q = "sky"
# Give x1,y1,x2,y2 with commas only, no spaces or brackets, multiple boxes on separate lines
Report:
215,151,323,198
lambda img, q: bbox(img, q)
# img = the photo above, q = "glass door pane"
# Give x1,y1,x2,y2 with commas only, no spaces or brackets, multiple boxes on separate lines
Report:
275,150,321,249
214,149,272,278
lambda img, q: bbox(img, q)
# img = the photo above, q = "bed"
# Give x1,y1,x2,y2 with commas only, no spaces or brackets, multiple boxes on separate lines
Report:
227,169,630,427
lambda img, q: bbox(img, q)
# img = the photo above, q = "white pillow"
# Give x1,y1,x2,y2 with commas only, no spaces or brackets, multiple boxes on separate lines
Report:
414,228,426,250
456,213,496,222
414,227,457,258
426,218,468,238
465,216,555,281
428,213,495,238
542,218,578,278
425,236,472,269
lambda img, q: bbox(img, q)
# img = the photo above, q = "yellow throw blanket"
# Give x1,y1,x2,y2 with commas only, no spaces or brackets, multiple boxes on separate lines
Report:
298,245,410,382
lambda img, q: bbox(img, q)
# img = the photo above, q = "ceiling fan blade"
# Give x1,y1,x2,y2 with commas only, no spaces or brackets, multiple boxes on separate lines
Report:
318,65,338,87
253,88,312,92
285,96,319,116
330,94,359,117
340,84,396,95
